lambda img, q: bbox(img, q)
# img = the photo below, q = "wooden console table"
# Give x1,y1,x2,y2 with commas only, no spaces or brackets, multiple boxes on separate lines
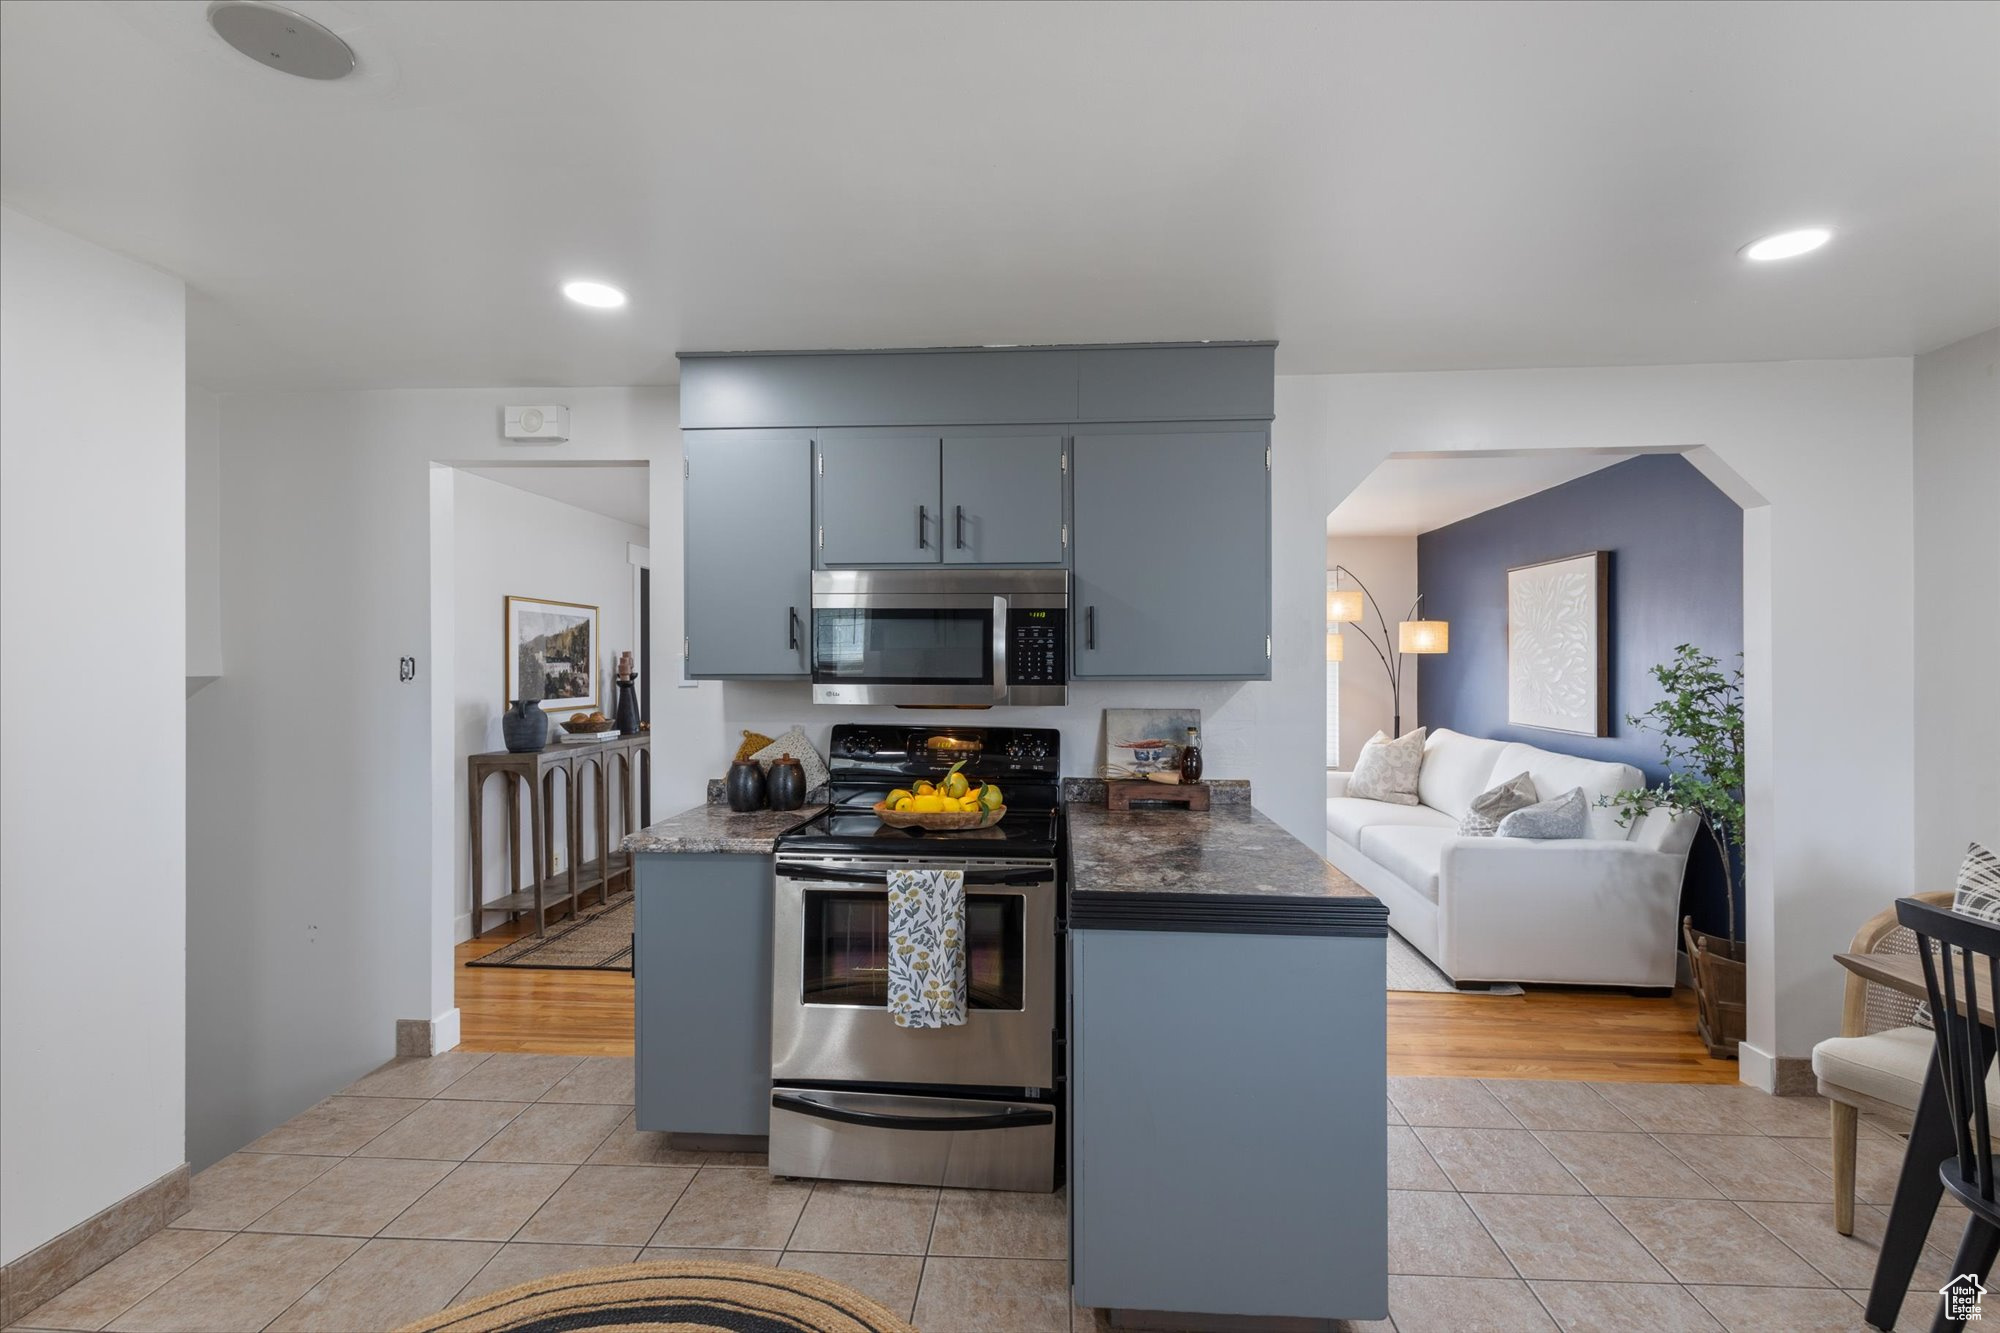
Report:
468,733,651,938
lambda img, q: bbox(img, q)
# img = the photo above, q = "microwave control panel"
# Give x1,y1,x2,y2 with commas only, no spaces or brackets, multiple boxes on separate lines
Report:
1008,611,1067,686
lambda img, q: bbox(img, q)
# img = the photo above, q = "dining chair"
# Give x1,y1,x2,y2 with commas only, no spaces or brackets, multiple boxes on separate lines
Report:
1814,890,1956,1233
1897,895,2000,1331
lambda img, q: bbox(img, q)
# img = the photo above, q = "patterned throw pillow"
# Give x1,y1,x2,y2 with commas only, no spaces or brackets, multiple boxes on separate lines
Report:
1459,772,1540,837
749,726,830,793
1347,728,1427,806
1495,787,1589,840
1914,842,2000,1029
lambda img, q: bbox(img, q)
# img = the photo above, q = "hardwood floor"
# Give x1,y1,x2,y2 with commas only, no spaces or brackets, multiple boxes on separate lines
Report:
457,921,1740,1081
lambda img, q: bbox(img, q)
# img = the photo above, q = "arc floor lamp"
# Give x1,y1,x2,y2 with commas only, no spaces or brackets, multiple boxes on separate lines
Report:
1327,565,1449,738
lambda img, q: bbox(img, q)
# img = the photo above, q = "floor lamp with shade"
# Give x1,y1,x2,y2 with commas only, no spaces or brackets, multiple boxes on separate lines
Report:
1327,565,1449,738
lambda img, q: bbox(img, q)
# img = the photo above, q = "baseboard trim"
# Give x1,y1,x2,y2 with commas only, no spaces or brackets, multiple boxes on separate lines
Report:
1738,1041,1777,1092
395,1007,463,1058
1,1163,189,1327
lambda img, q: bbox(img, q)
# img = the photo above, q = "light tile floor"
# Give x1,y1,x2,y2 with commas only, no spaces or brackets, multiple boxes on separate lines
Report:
2,1061,1968,1332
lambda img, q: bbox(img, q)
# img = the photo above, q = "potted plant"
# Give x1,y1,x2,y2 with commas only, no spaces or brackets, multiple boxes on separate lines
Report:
1603,645,1746,1058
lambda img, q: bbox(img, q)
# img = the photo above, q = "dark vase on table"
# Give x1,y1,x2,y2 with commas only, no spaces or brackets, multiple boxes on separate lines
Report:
502,699,547,753
767,755,806,811
613,674,641,735
725,758,767,812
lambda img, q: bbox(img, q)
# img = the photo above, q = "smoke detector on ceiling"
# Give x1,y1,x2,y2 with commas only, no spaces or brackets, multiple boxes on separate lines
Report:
206,1,356,80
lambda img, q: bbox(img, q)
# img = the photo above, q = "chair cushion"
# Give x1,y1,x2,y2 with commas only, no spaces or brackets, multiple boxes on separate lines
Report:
1491,743,1641,841
1813,1025,2000,1113
1348,728,1426,805
1326,796,1456,846
1417,730,1511,821
1356,825,1451,903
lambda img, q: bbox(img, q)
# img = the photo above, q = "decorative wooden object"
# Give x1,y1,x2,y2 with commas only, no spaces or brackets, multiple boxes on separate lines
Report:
1106,779,1211,812
468,733,651,939
1683,916,1745,1058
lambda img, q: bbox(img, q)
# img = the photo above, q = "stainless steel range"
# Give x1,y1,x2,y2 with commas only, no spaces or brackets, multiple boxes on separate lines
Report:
770,724,1063,1193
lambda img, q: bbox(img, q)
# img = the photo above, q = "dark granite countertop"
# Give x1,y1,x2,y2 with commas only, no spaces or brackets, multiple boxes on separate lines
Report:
1066,801,1384,936
624,803,822,855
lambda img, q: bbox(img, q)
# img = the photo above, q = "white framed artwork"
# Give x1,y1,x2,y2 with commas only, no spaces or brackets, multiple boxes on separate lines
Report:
1506,551,1610,736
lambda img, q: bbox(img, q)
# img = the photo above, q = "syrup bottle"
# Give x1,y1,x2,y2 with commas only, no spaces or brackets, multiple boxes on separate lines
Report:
1179,726,1204,783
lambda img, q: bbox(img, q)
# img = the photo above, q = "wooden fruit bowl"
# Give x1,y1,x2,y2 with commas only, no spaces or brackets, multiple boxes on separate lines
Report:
872,802,1007,830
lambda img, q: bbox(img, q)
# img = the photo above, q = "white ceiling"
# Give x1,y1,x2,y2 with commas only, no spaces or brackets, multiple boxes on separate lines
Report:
1327,452,1636,537
3,1,1996,391
460,463,649,531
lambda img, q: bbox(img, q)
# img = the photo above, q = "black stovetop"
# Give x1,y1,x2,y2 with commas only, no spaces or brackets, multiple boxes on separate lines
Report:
775,725,1062,860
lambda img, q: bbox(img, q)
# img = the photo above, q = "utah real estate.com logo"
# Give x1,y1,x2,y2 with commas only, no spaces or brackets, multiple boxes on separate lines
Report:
1943,1273,1988,1322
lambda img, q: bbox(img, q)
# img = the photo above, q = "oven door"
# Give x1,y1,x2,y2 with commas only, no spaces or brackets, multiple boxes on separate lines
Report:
773,856,1056,1090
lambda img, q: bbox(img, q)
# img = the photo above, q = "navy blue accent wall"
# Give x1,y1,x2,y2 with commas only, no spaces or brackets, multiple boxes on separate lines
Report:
1416,455,1744,939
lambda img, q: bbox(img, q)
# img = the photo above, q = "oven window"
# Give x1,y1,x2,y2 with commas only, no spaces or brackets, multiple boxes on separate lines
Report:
812,608,992,685
801,890,1025,1010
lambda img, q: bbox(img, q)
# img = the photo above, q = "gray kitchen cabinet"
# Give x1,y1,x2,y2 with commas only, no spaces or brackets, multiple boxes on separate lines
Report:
941,432,1067,565
683,430,810,677
634,852,774,1137
815,431,942,565
1068,927,1388,1320
1070,428,1270,678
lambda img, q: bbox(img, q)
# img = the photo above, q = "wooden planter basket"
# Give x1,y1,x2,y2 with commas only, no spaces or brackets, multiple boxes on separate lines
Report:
1684,916,1746,1059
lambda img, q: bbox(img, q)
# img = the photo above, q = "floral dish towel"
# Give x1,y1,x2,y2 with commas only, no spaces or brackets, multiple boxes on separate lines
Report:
887,867,966,1028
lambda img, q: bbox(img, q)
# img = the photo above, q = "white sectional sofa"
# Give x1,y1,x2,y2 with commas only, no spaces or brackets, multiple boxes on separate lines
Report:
1325,728,1700,989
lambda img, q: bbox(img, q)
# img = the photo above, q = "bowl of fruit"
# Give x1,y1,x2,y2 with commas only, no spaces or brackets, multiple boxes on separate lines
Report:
874,761,1005,829
560,710,618,735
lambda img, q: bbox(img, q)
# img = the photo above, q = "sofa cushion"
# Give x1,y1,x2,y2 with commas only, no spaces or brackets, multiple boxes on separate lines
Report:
1348,728,1426,805
1491,743,1641,841
1417,729,1511,821
1814,1025,2000,1114
1356,825,1451,903
1327,796,1456,846
1459,772,1539,836
1496,787,1590,840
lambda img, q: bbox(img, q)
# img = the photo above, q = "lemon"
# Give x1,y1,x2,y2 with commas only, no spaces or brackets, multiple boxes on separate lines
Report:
893,797,915,812
913,780,936,796
885,788,913,807
944,772,970,799
912,794,946,813
979,783,1003,810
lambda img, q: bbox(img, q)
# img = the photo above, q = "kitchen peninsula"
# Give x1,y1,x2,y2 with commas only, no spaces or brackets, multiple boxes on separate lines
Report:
624,774,1389,1327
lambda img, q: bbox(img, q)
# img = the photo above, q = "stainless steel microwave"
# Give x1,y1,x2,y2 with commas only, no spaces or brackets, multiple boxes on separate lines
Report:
809,569,1068,707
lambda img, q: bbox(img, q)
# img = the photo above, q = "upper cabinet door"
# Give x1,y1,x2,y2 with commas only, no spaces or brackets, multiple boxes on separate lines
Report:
684,430,811,678
1071,430,1271,680
816,432,943,565
942,433,1067,566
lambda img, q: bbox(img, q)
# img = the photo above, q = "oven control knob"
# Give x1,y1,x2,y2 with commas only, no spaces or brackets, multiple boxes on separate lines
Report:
842,732,881,757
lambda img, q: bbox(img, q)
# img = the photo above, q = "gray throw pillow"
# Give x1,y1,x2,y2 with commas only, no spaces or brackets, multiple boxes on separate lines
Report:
1496,786,1589,840
1347,728,1427,806
1459,772,1539,837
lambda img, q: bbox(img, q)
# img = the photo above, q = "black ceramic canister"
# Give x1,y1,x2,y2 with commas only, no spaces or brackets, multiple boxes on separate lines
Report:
725,758,768,811
766,754,806,811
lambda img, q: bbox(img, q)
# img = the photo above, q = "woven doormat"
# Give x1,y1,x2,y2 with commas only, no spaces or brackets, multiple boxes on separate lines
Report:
467,895,634,972
398,1260,916,1333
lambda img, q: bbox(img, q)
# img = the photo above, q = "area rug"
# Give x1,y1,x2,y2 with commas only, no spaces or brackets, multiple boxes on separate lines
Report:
1387,928,1524,995
398,1260,917,1333
466,895,634,972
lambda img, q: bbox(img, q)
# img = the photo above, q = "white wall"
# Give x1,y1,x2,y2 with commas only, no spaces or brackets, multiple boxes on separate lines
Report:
1273,360,1916,1083
1325,535,1420,764
452,469,647,941
188,389,665,1170
1,208,187,1265
1913,328,2000,893
186,384,222,680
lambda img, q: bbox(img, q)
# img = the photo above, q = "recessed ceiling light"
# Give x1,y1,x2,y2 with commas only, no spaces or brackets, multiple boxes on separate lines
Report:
1740,228,1833,262
206,1,356,81
562,281,627,309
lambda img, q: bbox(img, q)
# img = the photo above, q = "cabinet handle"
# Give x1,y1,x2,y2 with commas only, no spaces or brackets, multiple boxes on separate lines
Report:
917,504,928,549
788,606,801,652
1086,605,1096,650
955,504,966,550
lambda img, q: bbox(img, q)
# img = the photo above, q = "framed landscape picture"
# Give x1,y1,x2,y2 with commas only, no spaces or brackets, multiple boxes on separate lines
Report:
505,596,599,713
1506,551,1610,736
